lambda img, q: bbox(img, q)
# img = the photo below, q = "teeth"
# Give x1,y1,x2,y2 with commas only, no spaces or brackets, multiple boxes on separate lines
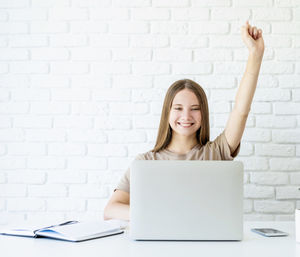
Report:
178,122,193,127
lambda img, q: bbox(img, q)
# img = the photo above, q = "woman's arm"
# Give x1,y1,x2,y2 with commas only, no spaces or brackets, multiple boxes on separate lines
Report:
103,190,130,221
225,21,265,153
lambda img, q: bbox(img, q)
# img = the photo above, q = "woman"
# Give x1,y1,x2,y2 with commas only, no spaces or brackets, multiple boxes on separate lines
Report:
104,21,264,221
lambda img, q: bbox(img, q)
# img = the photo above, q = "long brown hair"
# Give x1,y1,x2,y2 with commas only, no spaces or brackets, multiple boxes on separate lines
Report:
152,79,210,153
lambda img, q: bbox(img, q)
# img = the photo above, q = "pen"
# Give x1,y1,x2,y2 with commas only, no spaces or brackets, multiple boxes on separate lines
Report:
34,220,79,233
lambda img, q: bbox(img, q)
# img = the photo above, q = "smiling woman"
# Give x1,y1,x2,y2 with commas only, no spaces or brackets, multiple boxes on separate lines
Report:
153,80,209,155
103,21,265,221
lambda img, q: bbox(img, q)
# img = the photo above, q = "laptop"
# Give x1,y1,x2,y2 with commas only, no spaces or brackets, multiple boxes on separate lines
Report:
130,160,244,241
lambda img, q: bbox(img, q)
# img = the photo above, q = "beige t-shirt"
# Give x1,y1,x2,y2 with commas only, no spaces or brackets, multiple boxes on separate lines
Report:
115,130,240,193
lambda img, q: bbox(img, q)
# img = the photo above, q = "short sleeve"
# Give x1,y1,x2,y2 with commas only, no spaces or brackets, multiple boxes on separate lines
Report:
114,153,146,193
212,130,240,160
114,167,130,193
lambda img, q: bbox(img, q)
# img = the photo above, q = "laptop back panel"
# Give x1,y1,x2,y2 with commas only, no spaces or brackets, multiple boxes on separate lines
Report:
130,161,243,241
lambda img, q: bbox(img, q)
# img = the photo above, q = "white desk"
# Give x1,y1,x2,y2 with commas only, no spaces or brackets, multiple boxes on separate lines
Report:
1,222,299,257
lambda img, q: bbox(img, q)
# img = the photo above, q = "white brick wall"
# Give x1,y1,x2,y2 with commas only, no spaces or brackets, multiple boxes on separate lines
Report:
0,0,299,224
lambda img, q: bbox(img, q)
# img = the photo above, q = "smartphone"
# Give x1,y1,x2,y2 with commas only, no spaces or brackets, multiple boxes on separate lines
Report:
251,228,288,237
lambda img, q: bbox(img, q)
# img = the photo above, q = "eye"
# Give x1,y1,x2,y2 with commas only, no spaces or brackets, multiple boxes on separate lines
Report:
191,108,200,111
174,107,182,110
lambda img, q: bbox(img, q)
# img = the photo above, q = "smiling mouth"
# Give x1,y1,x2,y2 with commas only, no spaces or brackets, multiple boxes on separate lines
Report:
177,122,194,128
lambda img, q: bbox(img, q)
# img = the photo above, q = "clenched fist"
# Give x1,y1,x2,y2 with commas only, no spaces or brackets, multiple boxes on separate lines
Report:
241,21,265,57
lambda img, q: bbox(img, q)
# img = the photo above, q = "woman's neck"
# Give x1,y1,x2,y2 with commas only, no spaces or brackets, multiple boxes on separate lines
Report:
166,134,198,155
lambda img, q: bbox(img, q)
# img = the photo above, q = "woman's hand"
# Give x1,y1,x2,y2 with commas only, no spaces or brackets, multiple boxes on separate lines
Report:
241,21,265,57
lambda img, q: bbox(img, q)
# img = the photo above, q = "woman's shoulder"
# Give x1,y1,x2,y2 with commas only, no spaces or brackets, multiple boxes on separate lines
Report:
134,150,156,160
134,148,173,160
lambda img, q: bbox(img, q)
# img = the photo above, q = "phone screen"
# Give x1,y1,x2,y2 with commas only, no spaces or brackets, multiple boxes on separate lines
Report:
251,228,288,237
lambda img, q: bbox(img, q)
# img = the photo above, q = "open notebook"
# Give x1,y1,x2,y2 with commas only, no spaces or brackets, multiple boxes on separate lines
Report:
0,220,127,242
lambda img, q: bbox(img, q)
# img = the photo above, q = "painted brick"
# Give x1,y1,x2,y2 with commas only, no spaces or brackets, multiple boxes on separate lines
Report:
113,0,151,7
272,130,300,143
52,88,90,101
10,62,49,74
236,157,269,171
0,0,30,8
47,171,86,184
256,115,296,128
131,8,170,20
242,128,271,142
154,49,192,62
71,48,110,61
87,144,127,157
91,62,130,75
11,88,50,101
132,62,170,75
0,184,27,197
212,8,250,20
172,62,212,75
290,173,300,184
0,22,28,33
50,35,87,47
49,8,88,20
255,144,295,157
10,35,48,47
48,143,86,156
30,102,70,114
171,35,207,48
253,8,291,20
250,172,289,185
47,198,86,211
67,129,107,143
7,198,45,211
51,62,89,74
7,171,46,184
0,49,29,60
110,22,148,34
69,185,109,198
244,184,274,198
30,21,68,33
153,0,189,7
28,185,67,197
95,116,131,130
254,200,294,213
90,8,129,20
28,156,65,169
31,48,69,60
132,88,165,102
0,102,29,114
276,186,300,199
9,8,47,20
90,35,128,47
7,143,46,155
270,158,300,171
190,22,229,34
172,8,209,21
108,130,146,143
151,22,188,34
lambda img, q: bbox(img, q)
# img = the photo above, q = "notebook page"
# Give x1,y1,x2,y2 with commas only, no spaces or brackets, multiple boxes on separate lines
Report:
37,220,124,239
0,221,53,237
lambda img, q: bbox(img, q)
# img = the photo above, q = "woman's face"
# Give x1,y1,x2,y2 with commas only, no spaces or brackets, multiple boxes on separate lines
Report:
169,89,202,137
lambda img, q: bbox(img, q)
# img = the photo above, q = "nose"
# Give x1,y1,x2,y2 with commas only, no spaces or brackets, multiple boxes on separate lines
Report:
182,109,192,119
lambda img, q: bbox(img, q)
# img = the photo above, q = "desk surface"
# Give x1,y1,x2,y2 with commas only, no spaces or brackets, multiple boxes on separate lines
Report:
1,222,299,257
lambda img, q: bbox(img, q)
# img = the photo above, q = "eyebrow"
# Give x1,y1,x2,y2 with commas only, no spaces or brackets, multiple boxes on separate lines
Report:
173,104,200,107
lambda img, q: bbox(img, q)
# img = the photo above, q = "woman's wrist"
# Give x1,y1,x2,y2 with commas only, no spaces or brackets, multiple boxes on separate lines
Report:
248,49,264,60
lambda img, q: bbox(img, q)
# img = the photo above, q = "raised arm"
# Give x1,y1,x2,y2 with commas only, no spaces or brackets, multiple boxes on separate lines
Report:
225,21,265,153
